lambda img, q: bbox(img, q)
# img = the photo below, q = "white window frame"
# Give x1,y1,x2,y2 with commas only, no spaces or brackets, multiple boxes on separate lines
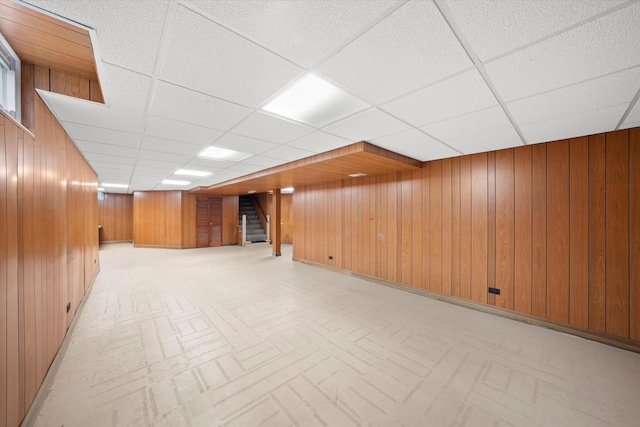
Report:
0,32,20,122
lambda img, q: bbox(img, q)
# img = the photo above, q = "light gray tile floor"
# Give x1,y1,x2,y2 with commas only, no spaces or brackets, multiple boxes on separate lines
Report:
29,243,640,426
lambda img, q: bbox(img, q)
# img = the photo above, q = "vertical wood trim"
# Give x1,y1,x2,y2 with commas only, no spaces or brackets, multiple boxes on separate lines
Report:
546,140,570,323
471,153,488,304
451,158,461,297
629,128,640,341
459,156,472,300
441,158,452,296
421,163,430,289
487,152,496,306
273,189,282,256
429,161,442,293
411,169,423,287
531,143,547,318
589,134,606,332
569,137,589,328
400,171,413,286
495,149,515,310
605,130,629,338
514,146,532,314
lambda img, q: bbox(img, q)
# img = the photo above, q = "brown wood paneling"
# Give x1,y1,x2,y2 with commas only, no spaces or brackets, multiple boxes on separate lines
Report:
605,130,629,338
495,149,514,310
411,169,423,287
421,164,430,289
531,143,547,318
21,63,35,132
429,160,442,293
630,128,640,342
441,158,452,296
222,195,239,245
588,134,606,332
450,158,461,297
98,193,133,242
471,153,488,304
459,156,472,301
487,152,496,306
514,146,532,314
281,194,293,244
569,137,589,328
400,171,412,285
50,70,90,101
546,140,570,323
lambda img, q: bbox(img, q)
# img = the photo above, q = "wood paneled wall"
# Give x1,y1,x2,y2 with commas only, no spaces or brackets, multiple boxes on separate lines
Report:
1,86,99,425
256,192,293,244
98,193,133,242
222,195,239,245
293,128,640,345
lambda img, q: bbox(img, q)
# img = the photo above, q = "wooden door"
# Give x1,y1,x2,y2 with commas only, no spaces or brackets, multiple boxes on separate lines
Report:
196,197,222,247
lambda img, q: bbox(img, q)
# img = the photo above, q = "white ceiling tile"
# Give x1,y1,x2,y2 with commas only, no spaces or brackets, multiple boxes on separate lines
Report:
231,112,314,144
381,69,497,127
140,136,204,157
287,131,351,153
485,2,640,102
323,108,411,141
190,0,398,68
242,156,286,168
222,163,265,174
90,163,132,174
262,146,315,161
620,121,640,130
520,104,628,144
507,67,640,127
40,91,144,133
27,0,169,74
61,122,140,148
318,1,472,104
136,158,183,170
622,101,640,128
214,133,278,155
446,128,523,155
182,157,234,170
101,63,151,111
74,140,138,158
138,150,191,164
145,115,223,145
372,129,459,161
150,81,252,130
83,152,136,166
421,106,513,142
446,0,626,61
161,5,303,107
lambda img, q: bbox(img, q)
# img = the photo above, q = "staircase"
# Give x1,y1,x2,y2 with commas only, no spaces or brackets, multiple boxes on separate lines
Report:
239,196,268,243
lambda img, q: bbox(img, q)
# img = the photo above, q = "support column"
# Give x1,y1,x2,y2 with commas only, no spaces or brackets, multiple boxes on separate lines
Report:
272,189,281,256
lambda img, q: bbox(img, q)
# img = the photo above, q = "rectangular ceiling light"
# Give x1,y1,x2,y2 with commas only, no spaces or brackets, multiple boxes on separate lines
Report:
175,169,211,177
162,179,190,185
101,183,128,188
199,146,252,162
262,74,369,127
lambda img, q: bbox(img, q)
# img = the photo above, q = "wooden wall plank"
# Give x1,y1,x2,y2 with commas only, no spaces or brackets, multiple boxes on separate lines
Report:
605,130,629,338
459,156,472,300
630,128,640,342
531,143,547,318
487,152,496,306
569,137,589,328
429,160,442,293
0,116,10,427
450,158,461,297
98,193,133,241
495,149,514,310
421,163,430,289
441,158,452,296
400,172,412,285
546,140,570,323
588,134,606,332
514,146,532,314
411,169,423,288
471,153,488,304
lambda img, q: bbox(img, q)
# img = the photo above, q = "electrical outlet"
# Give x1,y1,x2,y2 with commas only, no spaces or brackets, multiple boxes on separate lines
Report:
488,287,500,295
328,255,333,260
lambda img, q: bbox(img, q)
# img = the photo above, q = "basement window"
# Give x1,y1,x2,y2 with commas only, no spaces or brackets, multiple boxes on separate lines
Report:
0,32,20,121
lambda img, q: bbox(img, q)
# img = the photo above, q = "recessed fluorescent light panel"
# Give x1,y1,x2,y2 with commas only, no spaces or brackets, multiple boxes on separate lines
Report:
348,173,367,178
199,146,252,162
175,169,211,177
101,183,128,188
281,187,294,193
263,74,369,127
162,179,190,185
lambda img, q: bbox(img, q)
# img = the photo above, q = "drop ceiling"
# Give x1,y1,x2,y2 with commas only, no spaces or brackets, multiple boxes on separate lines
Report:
8,0,640,194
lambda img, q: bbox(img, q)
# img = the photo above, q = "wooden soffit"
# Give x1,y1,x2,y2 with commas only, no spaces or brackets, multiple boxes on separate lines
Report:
0,0,99,81
191,141,423,196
